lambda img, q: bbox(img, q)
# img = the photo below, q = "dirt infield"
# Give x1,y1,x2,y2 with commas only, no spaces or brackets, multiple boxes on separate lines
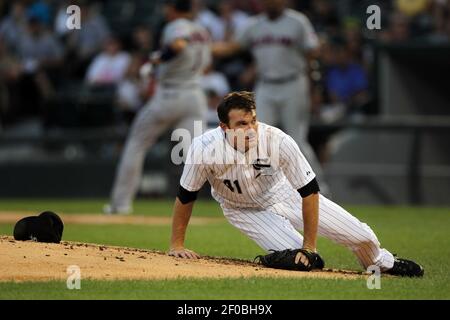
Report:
0,236,366,282
0,212,222,226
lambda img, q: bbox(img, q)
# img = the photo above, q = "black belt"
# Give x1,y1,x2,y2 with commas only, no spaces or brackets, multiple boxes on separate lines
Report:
160,82,198,89
260,74,299,84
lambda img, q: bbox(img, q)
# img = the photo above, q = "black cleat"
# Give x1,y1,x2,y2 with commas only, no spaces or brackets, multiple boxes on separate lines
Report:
386,257,424,277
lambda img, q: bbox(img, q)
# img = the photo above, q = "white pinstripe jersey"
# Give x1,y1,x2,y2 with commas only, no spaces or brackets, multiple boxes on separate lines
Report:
180,122,315,208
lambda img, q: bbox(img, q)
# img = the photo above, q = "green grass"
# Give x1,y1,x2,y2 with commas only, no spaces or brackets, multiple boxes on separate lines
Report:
0,199,449,299
0,277,447,300
0,198,222,216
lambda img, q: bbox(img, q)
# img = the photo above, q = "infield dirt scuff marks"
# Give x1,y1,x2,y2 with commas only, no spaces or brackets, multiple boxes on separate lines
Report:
0,236,366,282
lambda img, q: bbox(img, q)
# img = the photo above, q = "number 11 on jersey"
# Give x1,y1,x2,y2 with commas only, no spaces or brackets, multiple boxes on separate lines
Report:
223,180,243,194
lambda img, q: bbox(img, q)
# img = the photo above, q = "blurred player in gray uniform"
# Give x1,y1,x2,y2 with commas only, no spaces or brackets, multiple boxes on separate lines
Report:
105,0,211,214
213,0,329,195
167,91,424,277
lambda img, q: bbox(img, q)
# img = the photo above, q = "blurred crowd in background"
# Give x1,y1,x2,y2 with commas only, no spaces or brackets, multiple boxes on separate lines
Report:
0,0,449,138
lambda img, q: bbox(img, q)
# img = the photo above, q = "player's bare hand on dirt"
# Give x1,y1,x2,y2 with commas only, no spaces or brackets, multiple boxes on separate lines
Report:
295,250,311,266
168,248,200,259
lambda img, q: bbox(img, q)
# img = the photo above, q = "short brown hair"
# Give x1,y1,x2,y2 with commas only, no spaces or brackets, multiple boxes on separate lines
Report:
217,91,256,125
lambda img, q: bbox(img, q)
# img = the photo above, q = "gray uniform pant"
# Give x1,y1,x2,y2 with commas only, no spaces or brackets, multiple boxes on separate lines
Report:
255,75,327,191
110,85,207,209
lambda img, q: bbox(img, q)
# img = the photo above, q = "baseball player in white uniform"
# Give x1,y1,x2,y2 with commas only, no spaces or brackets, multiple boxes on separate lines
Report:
105,0,211,214
168,91,424,277
212,0,330,195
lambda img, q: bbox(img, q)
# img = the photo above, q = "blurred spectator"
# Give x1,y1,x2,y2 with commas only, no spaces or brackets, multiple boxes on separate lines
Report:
27,0,52,27
116,53,147,118
200,65,230,128
74,36,131,128
54,0,72,39
309,0,341,37
193,0,222,41
215,0,250,41
398,0,436,39
380,11,411,43
232,0,263,15
0,41,23,125
85,37,131,86
131,25,154,55
395,0,429,17
324,38,370,119
14,14,63,121
18,16,63,73
342,18,364,64
203,88,222,129
193,0,250,42
201,65,231,98
0,1,27,54
65,1,111,77
207,0,253,91
429,0,450,42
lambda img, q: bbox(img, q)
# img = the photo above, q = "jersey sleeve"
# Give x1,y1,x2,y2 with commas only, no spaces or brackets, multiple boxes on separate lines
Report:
234,18,255,49
297,14,319,51
179,139,208,192
162,21,191,46
279,135,316,190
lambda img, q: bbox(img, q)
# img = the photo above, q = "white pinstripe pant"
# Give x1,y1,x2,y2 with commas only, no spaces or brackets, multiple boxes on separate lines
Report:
223,194,395,271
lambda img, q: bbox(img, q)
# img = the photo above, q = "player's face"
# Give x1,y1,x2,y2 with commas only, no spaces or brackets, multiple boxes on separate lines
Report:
222,109,258,152
262,0,286,18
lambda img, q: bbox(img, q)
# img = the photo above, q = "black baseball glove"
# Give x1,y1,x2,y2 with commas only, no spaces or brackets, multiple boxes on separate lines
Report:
254,249,325,271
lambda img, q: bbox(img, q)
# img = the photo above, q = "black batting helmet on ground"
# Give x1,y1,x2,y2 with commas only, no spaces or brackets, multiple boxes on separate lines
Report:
13,211,64,243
